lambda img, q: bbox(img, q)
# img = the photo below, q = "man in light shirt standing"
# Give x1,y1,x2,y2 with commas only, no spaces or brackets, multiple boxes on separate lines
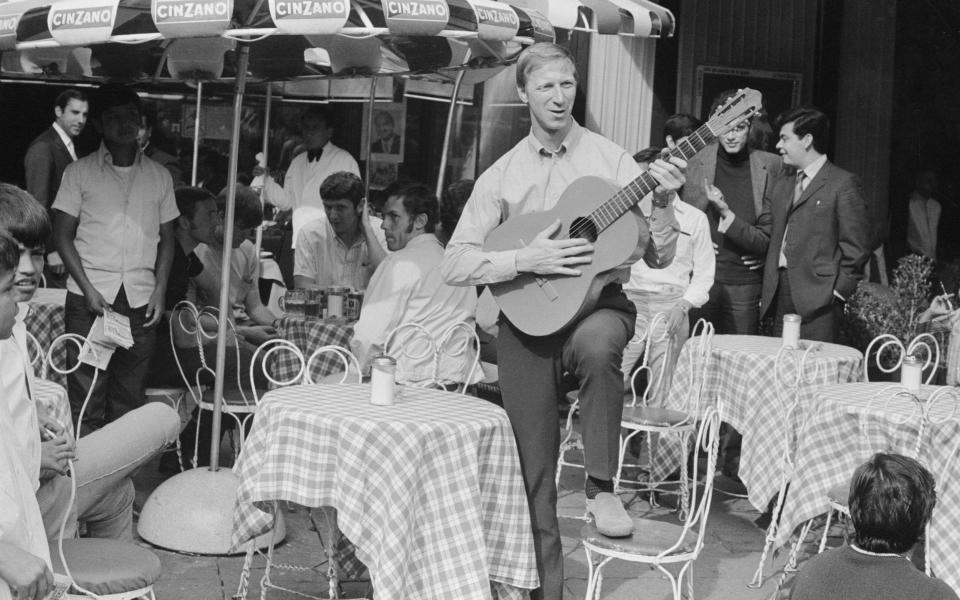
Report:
24,89,89,289
53,84,178,432
351,183,476,385
260,107,360,247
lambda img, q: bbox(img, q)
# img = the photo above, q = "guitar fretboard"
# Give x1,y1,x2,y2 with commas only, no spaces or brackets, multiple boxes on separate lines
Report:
577,88,760,236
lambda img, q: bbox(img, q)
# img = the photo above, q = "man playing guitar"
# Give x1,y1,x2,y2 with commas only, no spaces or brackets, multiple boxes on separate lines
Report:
441,42,687,600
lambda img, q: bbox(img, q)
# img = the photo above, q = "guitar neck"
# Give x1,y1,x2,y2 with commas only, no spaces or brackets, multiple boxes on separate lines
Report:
588,124,718,232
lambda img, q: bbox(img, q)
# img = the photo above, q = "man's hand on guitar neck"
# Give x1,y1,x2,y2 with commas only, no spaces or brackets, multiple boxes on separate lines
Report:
648,150,688,206
515,219,594,276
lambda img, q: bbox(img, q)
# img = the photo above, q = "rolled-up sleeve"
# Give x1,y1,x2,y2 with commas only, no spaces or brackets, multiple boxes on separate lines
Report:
682,210,715,308
440,166,520,286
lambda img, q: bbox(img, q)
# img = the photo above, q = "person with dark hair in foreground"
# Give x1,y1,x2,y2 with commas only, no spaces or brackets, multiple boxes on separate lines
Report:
790,453,958,600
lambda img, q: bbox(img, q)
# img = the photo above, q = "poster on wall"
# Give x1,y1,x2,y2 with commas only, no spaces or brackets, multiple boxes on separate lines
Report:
369,161,398,190
695,65,802,128
362,102,405,163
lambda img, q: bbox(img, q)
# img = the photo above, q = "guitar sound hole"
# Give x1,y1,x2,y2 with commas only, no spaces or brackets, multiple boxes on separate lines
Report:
569,217,598,243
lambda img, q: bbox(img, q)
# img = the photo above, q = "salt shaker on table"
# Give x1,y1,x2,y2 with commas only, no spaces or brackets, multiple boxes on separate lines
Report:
370,355,397,406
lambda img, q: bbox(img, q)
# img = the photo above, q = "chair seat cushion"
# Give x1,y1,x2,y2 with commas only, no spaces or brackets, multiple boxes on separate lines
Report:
581,518,696,556
201,388,257,410
622,406,690,427
49,539,161,596
827,481,850,508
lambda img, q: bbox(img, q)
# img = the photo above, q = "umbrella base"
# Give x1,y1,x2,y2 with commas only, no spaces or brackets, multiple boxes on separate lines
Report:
138,467,285,555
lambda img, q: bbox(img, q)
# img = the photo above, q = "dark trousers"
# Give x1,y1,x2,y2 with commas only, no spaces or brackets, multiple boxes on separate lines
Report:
65,287,156,433
498,288,634,600
693,281,762,335
772,269,842,343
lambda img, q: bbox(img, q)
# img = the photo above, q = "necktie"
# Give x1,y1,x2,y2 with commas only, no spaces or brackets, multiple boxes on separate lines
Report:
307,148,324,162
793,170,806,205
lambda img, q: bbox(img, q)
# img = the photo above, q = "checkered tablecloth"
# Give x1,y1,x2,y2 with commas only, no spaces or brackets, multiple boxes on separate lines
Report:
658,335,862,510
272,317,354,384
24,291,67,388
776,382,960,593
232,383,538,600
34,378,75,439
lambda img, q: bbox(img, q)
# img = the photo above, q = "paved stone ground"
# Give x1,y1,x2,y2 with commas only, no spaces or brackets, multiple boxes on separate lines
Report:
132,443,820,600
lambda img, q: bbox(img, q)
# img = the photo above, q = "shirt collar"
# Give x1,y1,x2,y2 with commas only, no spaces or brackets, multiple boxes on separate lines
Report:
401,233,439,251
527,121,584,158
96,142,142,169
51,122,74,147
799,154,828,182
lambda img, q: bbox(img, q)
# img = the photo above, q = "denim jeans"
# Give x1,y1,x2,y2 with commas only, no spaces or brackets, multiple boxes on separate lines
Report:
36,402,179,541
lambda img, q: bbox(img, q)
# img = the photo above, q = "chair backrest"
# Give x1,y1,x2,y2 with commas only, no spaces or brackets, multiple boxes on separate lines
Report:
627,311,672,408
435,321,481,394
47,332,106,598
864,333,940,384
305,345,362,384
24,330,46,372
249,339,307,401
42,333,87,382
772,344,823,461
855,385,926,459
170,300,250,407
675,318,715,417
384,322,439,387
659,405,720,559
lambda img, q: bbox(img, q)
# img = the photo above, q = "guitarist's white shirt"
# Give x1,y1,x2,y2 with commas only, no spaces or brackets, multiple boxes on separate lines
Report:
441,122,644,286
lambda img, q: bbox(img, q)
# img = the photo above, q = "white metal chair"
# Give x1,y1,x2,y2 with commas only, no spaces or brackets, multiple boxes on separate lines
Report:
581,406,721,600
304,345,362,384
557,389,585,489
384,322,439,388
748,344,821,588
45,333,162,600
170,301,255,468
435,320,481,393
615,311,672,494
863,332,940,383
616,318,715,518
25,330,46,372
774,385,927,593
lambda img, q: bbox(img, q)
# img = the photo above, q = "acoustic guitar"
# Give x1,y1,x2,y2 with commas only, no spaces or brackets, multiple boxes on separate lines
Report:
483,88,763,336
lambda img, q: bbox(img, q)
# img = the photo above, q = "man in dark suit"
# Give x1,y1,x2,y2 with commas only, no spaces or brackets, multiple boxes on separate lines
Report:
24,89,89,288
370,110,401,155
683,91,782,335
760,106,871,342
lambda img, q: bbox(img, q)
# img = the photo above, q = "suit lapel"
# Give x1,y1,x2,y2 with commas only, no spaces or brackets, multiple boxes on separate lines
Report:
49,126,74,162
749,152,767,216
791,161,830,213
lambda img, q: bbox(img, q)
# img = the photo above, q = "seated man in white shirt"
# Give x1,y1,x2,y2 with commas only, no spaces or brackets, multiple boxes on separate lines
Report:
294,172,387,290
0,183,178,543
0,229,54,600
351,183,478,386
621,163,715,403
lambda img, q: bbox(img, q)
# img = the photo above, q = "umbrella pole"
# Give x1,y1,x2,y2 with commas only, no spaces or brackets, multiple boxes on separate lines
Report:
190,80,203,186
363,77,378,201
255,84,273,258
209,44,251,472
435,56,469,205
